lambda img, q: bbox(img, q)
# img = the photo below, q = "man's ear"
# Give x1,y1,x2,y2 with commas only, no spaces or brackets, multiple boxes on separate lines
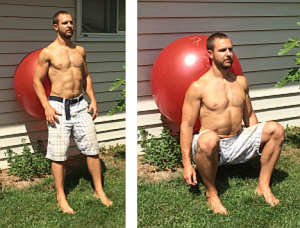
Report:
208,50,213,59
53,24,58,31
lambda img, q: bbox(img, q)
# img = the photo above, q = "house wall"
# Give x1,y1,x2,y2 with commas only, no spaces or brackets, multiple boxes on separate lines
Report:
0,0,126,169
137,0,300,154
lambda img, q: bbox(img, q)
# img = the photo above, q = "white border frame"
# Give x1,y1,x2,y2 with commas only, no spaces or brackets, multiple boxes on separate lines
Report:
76,0,125,42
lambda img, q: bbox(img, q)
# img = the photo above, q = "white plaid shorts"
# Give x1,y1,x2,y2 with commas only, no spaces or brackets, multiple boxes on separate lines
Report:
46,94,100,161
192,122,266,166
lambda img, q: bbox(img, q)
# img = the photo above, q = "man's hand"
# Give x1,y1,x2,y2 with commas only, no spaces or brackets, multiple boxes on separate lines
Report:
45,106,61,126
183,165,198,186
87,101,98,120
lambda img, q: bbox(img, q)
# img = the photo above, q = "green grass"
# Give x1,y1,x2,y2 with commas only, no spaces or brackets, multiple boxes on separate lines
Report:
0,155,125,228
138,146,300,227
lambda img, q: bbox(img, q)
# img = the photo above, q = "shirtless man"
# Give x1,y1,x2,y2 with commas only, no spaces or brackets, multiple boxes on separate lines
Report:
33,11,112,214
180,32,284,214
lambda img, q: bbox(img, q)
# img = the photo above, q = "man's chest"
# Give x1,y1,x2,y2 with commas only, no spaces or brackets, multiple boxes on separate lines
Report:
203,81,246,110
50,49,84,70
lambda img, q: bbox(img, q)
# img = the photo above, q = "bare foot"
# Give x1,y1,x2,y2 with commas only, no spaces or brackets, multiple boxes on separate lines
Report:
207,196,228,215
94,191,113,207
255,185,279,206
57,198,75,214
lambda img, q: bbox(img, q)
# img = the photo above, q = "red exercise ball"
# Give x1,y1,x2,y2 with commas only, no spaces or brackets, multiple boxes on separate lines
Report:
14,49,51,119
150,35,243,130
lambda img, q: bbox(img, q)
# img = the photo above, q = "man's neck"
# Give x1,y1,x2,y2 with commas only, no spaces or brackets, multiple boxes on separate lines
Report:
56,35,73,47
211,64,231,80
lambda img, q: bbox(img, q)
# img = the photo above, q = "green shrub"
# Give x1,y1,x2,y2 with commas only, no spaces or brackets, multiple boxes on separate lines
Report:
284,125,300,147
138,127,182,170
275,21,300,88
5,139,51,180
108,65,126,115
100,143,125,160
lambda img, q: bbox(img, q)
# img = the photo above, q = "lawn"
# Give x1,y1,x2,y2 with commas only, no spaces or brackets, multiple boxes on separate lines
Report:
0,147,125,228
138,141,300,227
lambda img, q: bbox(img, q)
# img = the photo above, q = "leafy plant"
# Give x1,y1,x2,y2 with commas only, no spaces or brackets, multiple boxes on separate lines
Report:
138,126,182,170
275,21,300,88
5,139,51,180
100,143,125,160
108,65,126,115
284,125,300,147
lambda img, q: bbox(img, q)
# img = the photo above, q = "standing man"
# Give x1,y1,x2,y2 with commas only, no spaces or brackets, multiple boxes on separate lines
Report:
180,32,284,214
33,11,113,214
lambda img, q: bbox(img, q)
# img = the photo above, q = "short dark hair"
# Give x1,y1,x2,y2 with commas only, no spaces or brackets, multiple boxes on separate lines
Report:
53,10,70,25
206,32,230,51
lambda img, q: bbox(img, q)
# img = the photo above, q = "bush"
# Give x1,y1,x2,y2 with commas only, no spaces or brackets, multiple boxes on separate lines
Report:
108,65,126,115
5,139,51,180
284,125,300,147
275,21,300,88
138,127,182,170
100,144,126,160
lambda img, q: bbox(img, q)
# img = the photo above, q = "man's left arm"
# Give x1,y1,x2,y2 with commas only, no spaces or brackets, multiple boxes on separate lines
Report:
242,77,258,127
82,48,98,120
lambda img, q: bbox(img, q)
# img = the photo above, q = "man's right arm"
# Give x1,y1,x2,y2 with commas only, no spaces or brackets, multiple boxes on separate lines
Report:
180,81,203,186
33,49,60,125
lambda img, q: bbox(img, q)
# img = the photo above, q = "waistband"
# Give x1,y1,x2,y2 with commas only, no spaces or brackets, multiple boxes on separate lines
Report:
219,129,242,141
198,129,242,140
48,94,84,120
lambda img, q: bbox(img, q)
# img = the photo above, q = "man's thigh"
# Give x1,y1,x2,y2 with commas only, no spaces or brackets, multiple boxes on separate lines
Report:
47,118,72,161
219,123,265,165
72,112,99,155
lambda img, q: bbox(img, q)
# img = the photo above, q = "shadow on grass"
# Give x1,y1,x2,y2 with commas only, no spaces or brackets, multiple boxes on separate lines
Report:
64,158,107,196
116,151,126,160
190,157,289,196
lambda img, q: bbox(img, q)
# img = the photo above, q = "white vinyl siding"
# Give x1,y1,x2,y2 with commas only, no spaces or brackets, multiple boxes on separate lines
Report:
137,0,300,154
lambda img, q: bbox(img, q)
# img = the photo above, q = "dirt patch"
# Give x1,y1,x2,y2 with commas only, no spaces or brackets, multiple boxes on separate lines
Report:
281,146,300,163
137,156,183,183
99,151,125,170
0,169,48,190
0,153,124,190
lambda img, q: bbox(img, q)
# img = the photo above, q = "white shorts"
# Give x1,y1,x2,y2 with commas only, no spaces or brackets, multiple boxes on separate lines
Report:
192,122,266,166
46,95,100,161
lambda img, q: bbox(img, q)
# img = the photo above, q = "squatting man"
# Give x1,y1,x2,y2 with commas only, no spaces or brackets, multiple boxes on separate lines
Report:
180,32,284,214
33,11,113,214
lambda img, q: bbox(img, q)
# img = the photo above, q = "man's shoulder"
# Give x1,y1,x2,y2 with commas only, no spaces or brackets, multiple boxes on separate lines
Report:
42,42,58,55
186,78,207,99
236,75,249,89
236,75,247,82
45,41,58,50
75,45,86,55
38,45,55,62
195,77,208,87
193,73,212,89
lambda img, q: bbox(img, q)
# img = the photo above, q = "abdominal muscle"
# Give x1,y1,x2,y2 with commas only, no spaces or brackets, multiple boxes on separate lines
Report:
199,107,243,137
48,66,84,99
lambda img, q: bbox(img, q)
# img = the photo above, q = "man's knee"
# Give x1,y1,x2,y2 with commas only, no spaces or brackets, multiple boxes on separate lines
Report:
263,121,284,143
197,131,220,156
264,121,285,143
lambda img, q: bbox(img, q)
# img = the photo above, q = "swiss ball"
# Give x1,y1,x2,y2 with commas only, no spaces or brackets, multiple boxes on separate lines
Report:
150,35,243,130
14,49,51,119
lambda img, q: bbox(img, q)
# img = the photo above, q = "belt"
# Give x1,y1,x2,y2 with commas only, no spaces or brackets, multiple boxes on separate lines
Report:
48,95,84,120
